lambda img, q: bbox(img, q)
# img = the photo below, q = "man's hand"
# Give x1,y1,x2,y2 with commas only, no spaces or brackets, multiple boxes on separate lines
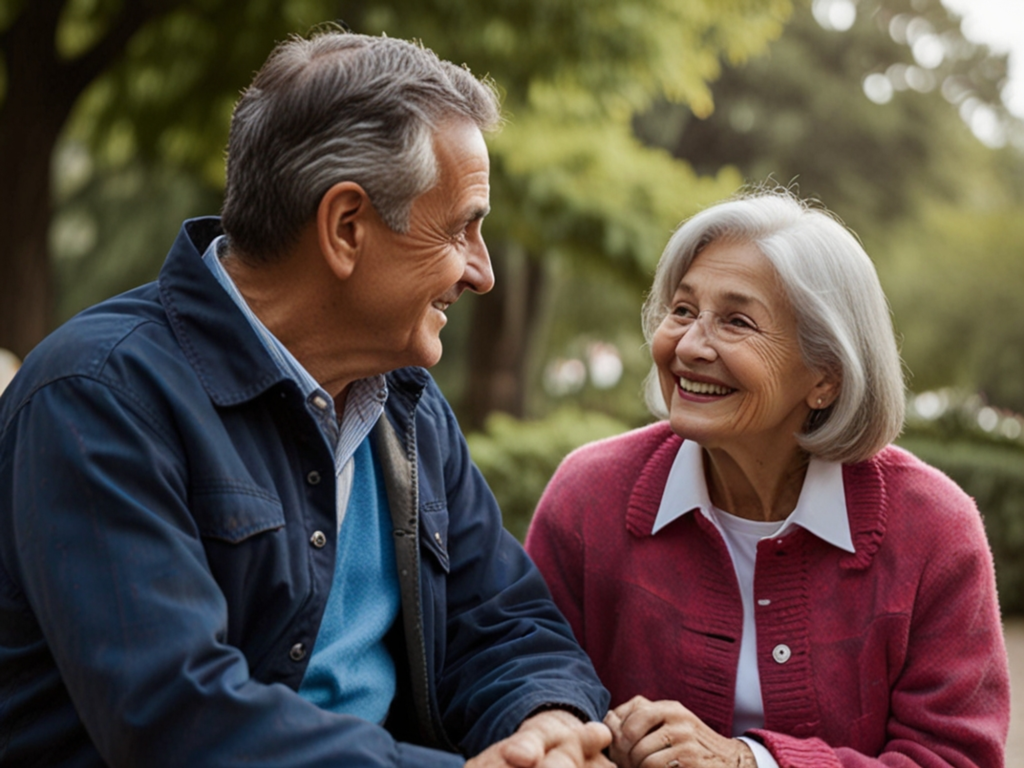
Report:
467,709,614,768
603,696,756,768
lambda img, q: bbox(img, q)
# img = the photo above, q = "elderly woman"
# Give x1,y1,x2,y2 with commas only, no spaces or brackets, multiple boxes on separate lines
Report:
524,191,1009,767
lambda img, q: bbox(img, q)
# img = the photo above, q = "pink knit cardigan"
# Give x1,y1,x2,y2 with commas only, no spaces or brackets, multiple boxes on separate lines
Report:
525,422,1009,767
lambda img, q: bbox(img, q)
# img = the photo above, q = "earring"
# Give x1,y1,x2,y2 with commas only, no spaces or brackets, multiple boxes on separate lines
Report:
816,398,824,407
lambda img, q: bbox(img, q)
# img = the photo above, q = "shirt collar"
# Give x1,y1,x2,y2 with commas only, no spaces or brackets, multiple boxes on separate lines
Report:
653,440,854,553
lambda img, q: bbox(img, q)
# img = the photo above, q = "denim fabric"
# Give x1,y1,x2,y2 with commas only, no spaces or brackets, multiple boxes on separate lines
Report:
0,218,609,767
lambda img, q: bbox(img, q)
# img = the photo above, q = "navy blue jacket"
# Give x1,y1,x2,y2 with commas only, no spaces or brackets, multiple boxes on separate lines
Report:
0,218,608,767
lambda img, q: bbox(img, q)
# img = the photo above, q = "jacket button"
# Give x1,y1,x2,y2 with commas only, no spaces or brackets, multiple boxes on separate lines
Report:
772,644,792,664
289,643,307,661
306,470,321,486
310,530,327,548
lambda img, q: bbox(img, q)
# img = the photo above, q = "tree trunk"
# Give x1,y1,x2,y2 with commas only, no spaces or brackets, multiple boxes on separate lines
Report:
0,0,177,358
0,2,67,358
0,123,58,361
461,241,547,430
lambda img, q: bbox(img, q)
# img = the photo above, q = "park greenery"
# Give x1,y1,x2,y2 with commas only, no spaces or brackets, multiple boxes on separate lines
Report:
3,1,1024,607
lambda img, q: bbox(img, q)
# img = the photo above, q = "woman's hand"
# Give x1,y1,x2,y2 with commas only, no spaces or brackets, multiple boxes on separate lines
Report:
603,696,757,768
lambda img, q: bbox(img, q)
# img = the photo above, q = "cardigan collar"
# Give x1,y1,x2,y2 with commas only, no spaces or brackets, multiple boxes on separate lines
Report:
652,439,854,554
625,422,888,570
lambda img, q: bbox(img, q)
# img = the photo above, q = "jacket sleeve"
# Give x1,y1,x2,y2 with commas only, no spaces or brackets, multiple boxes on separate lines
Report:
523,454,589,648
414,382,609,756
750,486,1009,768
2,376,464,768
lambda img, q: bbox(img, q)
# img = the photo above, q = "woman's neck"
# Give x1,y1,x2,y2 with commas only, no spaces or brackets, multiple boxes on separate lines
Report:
702,444,811,523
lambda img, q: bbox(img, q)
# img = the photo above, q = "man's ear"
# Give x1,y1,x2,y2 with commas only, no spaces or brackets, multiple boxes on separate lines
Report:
316,182,372,280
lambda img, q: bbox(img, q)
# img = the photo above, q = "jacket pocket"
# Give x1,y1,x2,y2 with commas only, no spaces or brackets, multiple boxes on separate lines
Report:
192,484,286,543
419,502,450,572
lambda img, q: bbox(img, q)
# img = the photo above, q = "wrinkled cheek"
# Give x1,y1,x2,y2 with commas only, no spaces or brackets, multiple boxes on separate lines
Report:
650,333,678,405
731,390,784,432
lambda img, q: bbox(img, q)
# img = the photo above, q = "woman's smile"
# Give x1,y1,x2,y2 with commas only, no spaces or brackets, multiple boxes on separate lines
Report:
675,374,736,399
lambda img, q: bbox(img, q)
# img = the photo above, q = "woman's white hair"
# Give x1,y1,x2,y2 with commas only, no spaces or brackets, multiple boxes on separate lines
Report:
642,188,905,464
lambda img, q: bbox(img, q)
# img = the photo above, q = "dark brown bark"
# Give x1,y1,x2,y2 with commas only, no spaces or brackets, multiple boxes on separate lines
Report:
461,242,547,430
0,0,177,358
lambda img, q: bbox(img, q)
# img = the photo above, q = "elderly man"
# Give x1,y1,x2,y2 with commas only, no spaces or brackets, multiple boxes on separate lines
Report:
0,31,611,767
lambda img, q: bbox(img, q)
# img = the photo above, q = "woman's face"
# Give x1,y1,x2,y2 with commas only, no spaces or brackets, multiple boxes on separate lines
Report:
652,239,833,457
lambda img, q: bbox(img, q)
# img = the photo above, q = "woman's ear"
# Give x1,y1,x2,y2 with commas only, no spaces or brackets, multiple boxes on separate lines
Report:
316,182,372,280
807,374,840,411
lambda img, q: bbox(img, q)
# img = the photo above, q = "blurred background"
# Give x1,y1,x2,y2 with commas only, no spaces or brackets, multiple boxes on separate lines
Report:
1,0,1023,619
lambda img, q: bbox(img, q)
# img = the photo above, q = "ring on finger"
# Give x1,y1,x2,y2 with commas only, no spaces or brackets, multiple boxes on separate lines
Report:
667,761,681,768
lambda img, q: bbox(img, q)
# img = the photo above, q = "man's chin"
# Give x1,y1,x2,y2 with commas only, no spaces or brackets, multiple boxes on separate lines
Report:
407,339,444,370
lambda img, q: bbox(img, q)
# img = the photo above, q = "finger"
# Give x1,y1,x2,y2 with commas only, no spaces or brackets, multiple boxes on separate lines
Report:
500,730,546,767
610,694,650,721
527,720,612,767
580,720,614,754
603,709,623,739
629,726,682,768
616,700,675,745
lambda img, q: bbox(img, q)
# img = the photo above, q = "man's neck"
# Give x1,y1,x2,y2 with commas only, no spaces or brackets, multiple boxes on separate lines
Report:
221,239,362,401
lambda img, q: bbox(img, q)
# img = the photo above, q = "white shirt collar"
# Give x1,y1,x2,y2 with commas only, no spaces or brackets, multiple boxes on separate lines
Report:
653,440,854,553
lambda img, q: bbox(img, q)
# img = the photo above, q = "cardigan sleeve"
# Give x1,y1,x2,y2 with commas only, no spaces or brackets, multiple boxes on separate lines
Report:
751,459,1010,768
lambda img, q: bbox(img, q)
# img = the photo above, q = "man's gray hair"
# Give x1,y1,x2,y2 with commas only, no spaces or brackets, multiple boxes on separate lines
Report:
642,189,906,464
221,30,501,262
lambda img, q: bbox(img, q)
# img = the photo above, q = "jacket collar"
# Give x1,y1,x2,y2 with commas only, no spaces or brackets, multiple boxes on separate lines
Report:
158,218,288,407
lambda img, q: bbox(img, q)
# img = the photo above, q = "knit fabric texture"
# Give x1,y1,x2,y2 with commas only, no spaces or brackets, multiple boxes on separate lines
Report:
298,437,399,721
525,422,1010,767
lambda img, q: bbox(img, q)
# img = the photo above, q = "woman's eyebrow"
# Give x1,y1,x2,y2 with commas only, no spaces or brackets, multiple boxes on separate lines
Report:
675,282,769,312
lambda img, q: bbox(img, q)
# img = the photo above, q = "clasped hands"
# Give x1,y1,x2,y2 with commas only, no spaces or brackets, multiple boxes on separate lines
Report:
467,698,755,768
603,696,756,768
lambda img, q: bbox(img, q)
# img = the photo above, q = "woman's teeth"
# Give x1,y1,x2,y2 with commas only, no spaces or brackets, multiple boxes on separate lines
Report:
679,378,732,396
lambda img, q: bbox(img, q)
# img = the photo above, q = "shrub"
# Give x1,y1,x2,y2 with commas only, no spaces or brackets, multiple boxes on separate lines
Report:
467,407,630,541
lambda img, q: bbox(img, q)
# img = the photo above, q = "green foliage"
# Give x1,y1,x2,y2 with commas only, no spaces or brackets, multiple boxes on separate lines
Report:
880,197,1024,413
52,156,220,322
898,427,1024,616
632,0,1015,239
466,407,631,541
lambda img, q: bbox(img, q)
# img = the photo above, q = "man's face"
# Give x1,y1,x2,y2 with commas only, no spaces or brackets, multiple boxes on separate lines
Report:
351,119,494,371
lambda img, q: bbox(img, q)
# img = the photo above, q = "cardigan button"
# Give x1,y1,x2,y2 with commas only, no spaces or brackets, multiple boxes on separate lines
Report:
289,643,307,662
772,644,792,664
310,530,327,548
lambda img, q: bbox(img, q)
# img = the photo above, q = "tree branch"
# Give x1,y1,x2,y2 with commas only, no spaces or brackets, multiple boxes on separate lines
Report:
58,0,181,101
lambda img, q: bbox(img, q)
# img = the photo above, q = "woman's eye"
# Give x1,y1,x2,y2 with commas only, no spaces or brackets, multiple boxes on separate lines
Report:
672,305,696,319
727,316,756,331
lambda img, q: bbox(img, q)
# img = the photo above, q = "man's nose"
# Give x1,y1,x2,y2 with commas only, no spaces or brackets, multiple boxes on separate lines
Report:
465,235,494,294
